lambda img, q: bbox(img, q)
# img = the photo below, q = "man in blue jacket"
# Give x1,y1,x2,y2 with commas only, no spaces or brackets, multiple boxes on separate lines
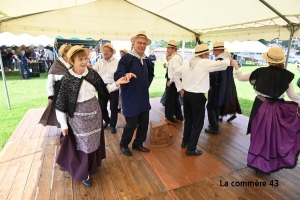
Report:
114,30,154,156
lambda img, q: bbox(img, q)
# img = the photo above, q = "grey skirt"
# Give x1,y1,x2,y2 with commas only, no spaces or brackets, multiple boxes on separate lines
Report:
68,97,103,154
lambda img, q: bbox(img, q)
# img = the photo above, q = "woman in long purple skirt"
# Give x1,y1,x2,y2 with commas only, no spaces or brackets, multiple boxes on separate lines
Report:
233,47,300,175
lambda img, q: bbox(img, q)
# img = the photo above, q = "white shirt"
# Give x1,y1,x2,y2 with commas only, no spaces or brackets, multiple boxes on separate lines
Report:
173,58,230,93
46,58,70,96
56,67,119,129
168,53,183,83
93,57,119,84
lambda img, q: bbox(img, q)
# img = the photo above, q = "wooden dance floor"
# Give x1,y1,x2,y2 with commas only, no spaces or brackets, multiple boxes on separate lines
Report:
0,98,300,200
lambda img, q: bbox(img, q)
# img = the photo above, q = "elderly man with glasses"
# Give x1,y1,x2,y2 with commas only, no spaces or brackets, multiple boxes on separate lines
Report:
114,30,154,156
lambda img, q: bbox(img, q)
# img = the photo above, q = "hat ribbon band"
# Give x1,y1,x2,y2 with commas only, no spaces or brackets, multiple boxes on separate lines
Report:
267,53,284,61
213,46,224,48
195,49,209,54
136,34,147,38
168,44,177,48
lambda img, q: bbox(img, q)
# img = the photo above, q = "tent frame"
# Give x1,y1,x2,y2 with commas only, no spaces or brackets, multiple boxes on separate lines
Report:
259,0,300,68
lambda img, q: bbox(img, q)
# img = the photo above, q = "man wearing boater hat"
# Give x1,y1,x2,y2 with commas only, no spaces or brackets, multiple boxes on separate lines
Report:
205,42,233,134
173,44,234,155
114,30,154,156
94,42,119,133
162,40,184,124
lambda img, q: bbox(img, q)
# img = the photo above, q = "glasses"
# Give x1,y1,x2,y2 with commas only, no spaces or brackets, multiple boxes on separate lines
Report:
103,50,112,53
135,42,147,46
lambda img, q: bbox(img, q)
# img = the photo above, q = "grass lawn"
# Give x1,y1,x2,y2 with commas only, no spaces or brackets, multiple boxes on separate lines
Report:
1,62,300,150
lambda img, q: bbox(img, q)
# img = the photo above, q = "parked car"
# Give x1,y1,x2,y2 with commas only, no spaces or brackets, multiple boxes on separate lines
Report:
288,55,300,64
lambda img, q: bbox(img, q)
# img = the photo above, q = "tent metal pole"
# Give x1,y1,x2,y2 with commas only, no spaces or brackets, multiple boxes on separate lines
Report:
259,0,300,69
0,54,11,110
284,26,295,68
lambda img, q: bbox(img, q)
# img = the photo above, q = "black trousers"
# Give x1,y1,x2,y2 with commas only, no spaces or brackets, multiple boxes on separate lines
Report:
206,102,220,131
99,90,119,127
182,91,206,151
120,111,149,148
165,82,183,122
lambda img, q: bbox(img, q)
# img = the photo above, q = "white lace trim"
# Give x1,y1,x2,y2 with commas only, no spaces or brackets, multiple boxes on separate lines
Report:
73,128,101,137
74,111,97,116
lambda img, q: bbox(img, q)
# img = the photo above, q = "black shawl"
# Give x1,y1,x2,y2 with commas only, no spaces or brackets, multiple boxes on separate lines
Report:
54,68,109,117
249,66,294,98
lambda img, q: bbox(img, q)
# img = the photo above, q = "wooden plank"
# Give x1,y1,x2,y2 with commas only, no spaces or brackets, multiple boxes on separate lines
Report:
89,173,105,200
211,176,249,200
223,172,269,200
7,138,40,200
105,145,132,199
204,178,235,200
50,143,65,200
9,109,38,142
148,146,194,185
72,178,90,200
113,126,179,193
238,168,290,200
98,160,118,200
0,141,21,183
171,187,194,200
22,109,43,141
106,131,147,198
182,184,207,200
194,181,221,200
22,137,49,200
167,125,232,176
132,148,169,196
36,137,58,200
0,140,32,200
64,172,73,200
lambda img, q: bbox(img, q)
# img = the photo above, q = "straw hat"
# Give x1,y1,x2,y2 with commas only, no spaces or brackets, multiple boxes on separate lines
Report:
194,44,210,56
213,42,225,50
167,40,178,49
67,45,89,59
100,42,116,55
262,47,286,63
224,51,232,58
120,49,128,54
58,43,72,56
131,30,151,46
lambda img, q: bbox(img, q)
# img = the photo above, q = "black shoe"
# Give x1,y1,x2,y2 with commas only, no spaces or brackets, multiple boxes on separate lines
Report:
117,108,121,113
82,177,92,187
132,145,150,152
205,128,218,135
120,146,132,156
186,149,202,156
219,117,223,121
103,121,109,128
227,114,237,122
181,142,188,148
110,127,117,133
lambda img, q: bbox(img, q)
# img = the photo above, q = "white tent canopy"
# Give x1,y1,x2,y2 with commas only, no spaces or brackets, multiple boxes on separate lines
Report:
1,0,299,42
0,0,195,41
225,41,269,53
0,32,55,47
